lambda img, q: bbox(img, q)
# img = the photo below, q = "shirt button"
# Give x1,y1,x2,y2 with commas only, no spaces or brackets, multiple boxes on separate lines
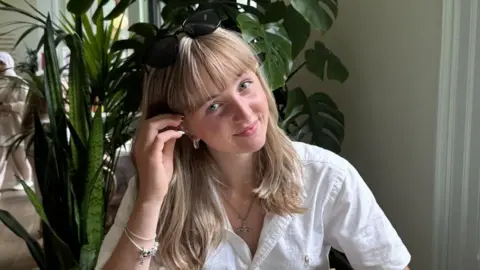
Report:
304,255,310,266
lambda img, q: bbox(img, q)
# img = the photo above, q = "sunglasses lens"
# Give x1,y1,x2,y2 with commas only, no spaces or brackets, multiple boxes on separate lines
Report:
183,9,220,37
144,36,178,68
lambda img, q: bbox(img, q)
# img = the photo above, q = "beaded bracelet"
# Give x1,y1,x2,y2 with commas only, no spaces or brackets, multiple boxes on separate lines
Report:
124,228,159,265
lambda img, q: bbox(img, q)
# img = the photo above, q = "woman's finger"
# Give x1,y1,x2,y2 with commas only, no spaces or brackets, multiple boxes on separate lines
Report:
141,115,183,147
150,129,184,158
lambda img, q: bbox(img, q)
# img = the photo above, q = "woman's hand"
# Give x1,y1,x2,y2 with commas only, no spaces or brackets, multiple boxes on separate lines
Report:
132,114,184,202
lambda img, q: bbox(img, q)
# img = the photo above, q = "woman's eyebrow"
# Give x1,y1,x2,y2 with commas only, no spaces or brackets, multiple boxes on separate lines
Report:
195,72,250,109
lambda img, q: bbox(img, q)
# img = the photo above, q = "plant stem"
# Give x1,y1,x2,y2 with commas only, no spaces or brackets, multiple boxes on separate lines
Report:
75,15,82,40
247,0,251,6
286,61,306,83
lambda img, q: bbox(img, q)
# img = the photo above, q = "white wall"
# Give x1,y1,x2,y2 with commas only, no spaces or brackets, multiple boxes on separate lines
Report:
290,1,443,269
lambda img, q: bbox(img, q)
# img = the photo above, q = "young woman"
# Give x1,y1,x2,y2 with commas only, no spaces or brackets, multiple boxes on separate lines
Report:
0,51,33,195
96,10,411,270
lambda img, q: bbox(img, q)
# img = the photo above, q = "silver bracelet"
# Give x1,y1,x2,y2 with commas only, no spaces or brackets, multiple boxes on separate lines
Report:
124,229,159,265
126,225,156,241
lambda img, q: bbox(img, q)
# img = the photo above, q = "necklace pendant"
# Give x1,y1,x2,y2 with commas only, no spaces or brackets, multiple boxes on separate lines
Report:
234,225,251,234
234,219,251,234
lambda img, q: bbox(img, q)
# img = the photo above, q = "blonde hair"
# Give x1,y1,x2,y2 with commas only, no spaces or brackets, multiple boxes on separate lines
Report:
139,27,304,269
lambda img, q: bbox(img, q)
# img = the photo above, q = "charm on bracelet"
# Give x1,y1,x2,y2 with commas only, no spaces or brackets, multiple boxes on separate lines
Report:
139,241,159,265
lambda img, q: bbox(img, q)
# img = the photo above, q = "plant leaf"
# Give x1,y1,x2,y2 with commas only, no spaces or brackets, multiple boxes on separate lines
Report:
65,33,90,224
111,38,143,52
308,92,344,151
42,16,64,134
92,0,110,22
79,244,98,270
263,1,309,58
237,13,292,90
263,1,286,23
128,22,158,39
36,18,79,267
305,41,349,83
283,5,310,58
15,176,77,259
67,0,95,15
0,210,46,269
0,3,47,25
65,34,90,150
283,87,344,153
81,108,105,250
13,25,42,49
290,0,338,33
16,178,49,223
104,0,135,20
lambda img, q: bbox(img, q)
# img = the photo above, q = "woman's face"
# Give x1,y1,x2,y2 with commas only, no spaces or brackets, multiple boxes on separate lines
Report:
184,70,270,154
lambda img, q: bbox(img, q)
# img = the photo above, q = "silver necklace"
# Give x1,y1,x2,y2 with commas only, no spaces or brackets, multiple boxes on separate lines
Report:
221,194,255,234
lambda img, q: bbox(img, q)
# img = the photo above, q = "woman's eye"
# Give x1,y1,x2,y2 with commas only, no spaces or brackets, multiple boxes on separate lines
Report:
207,103,220,112
239,80,252,90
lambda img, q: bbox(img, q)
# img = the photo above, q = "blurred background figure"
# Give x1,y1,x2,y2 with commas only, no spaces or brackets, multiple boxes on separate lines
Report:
0,51,33,196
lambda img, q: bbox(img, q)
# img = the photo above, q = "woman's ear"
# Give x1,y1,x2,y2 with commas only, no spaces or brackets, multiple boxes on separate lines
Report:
178,123,198,141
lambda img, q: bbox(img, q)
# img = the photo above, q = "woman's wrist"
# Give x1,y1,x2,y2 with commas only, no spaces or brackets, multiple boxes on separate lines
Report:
137,188,167,207
136,175,169,204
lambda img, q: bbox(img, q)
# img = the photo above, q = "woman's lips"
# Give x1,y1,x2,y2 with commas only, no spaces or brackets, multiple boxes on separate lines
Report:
235,120,259,137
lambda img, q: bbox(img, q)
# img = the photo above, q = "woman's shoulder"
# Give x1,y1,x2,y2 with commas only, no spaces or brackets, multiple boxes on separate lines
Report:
291,141,360,202
291,141,352,174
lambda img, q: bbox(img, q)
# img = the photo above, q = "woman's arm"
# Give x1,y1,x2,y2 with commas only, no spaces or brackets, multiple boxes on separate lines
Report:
98,113,183,269
102,196,164,270
96,178,166,270
324,160,411,270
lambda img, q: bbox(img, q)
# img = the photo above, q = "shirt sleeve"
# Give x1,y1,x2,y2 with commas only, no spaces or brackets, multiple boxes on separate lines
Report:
324,162,411,270
95,177,138,270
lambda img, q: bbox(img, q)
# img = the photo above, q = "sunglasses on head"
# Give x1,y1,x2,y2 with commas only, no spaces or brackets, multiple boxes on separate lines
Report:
143,9,266,70
143,9,222,69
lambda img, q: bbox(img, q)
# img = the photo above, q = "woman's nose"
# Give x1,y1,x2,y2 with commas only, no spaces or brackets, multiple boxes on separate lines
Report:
232,99,253,123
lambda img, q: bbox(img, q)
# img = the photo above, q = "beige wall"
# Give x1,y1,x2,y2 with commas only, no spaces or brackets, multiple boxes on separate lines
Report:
289,1,443,269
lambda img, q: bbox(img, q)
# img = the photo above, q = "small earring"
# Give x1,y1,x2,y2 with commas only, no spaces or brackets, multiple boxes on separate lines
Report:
193,139,200,149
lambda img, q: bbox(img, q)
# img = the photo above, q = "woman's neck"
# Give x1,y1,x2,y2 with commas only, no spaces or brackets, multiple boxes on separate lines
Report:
208,149,257,195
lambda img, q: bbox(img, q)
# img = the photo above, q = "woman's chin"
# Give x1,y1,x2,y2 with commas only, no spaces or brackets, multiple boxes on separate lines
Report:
233,132,267,153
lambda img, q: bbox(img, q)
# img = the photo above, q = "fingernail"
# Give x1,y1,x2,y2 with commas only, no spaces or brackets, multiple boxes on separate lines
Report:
177,130,185,135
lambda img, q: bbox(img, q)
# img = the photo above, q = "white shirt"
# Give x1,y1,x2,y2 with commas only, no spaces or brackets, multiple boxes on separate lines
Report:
96,142,411,269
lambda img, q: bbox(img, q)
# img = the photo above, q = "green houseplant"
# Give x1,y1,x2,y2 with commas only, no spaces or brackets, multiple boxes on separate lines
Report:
0,0,140,269
0,0,352,269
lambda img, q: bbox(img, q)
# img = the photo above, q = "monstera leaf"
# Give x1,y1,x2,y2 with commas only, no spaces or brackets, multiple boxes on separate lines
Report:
263,2,310,59
281,87,344,153
306,41,349,83
290,0,339,33
237,13,292,90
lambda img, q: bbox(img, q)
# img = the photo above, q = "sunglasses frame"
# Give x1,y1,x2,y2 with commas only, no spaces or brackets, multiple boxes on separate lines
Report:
143,9,222,69
142,8,266,73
